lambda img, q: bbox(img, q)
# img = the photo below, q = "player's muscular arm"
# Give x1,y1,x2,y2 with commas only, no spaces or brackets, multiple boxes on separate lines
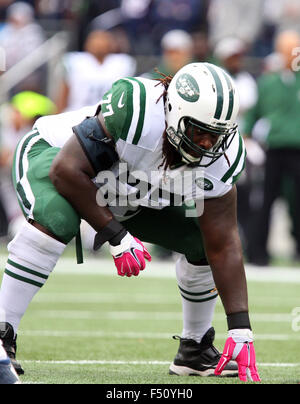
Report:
49,123,151,277
49,134,113,232
198,186,248,315
202,188,261,382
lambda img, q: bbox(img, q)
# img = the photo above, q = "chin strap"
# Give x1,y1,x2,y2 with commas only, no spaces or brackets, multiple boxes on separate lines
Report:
180,149,201,165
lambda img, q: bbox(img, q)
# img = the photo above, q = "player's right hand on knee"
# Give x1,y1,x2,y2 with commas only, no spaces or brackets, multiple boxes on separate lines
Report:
109,233,151,277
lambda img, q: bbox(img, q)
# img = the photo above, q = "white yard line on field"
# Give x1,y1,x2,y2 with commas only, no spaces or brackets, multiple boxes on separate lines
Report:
20,360,300,368
31,310,294,323
1,256,300,283
32,292,178,304
18,330,300,341
31,291,299,306
54,258,300,284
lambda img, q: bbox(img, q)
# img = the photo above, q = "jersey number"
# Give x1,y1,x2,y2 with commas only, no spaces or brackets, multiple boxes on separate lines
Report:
102,93,114,118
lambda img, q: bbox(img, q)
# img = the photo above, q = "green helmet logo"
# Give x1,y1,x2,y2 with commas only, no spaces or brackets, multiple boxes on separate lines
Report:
176,73,200,103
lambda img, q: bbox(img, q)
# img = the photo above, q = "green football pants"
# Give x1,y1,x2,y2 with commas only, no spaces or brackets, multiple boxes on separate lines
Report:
12,130,80,244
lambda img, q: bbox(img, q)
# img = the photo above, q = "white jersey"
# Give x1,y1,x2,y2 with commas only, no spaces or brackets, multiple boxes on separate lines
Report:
61,52,136,112
33,104,99,148
101,77,246,216
33,77,246,219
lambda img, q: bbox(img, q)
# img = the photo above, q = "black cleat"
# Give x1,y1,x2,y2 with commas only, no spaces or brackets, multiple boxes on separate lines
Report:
169,327,238,377
0,323,24,375
0,358,21,384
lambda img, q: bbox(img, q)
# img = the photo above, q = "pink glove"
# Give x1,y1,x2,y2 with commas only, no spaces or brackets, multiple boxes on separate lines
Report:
110,233,151,277
215,329,261,382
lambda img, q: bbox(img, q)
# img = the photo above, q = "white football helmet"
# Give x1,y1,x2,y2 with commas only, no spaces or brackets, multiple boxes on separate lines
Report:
165,62,240,166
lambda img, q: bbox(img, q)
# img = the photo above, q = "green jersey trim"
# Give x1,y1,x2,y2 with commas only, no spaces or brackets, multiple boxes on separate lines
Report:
130,78,146,145
221,133,244,183
120,81,134,142
232,149,247,185
16,182,31,211
102,77,147,146
14,130,45,216
18,132,40,180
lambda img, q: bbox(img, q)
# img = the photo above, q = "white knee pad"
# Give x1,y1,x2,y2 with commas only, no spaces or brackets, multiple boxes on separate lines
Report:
175,255,218,302
6,221,66,287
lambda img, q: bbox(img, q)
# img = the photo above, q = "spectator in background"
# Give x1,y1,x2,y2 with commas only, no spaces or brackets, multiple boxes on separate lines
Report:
0,0,13,25
0,1,46,93
149,0,209,53
55,29,136,113
76,0,121,50
243,30,300,265
88,9,134,59
264,0,300,37
36,0,78,20
213,37,258,127
252,0,300,60
192,30,213,63
117,0,157,56
208,0,264,50
0,2,45,68
144,29,194,79
82,0,121,20
0,91,55,239
120,0,208,56
213,37,264,260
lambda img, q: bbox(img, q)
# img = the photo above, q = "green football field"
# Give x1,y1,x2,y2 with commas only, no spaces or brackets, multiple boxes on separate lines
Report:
0,252,300,385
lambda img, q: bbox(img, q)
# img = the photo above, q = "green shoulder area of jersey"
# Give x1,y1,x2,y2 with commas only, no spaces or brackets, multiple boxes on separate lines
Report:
101,77,147,146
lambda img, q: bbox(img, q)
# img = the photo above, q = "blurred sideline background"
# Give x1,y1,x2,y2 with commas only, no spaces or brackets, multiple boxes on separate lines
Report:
0,0,300,267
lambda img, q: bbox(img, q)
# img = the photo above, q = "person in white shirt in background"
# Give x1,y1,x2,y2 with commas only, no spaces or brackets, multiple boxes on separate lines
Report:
55,29,136,113
0,2,46,93
143,29,194,80
208,0,264,49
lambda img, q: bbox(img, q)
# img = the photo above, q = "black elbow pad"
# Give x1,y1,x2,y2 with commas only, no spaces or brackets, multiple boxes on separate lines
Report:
73,117,119,174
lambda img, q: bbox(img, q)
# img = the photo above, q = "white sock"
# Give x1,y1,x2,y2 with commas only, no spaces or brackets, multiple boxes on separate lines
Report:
0,221,66,335
176,255,218,343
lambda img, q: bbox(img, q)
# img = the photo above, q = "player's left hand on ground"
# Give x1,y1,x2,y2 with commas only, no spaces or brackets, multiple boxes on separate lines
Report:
214,329,261,382
109,233,151,277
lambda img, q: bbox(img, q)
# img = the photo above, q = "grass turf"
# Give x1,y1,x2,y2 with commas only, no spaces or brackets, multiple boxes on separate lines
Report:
0,255,300,385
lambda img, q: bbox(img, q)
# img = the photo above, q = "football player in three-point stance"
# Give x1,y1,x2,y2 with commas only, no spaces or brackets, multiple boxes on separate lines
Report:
0,62,260,382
